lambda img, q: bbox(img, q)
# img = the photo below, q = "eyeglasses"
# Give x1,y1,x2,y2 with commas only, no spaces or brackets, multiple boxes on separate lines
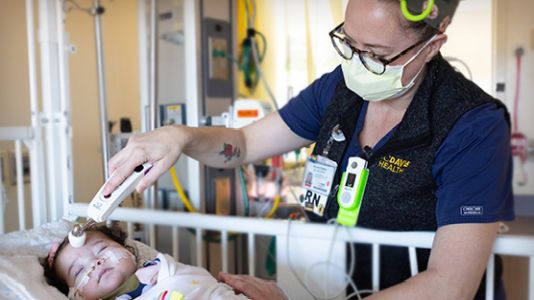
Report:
329,22,429,75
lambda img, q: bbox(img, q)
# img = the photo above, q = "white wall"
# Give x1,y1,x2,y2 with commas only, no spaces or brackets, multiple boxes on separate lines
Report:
496,0,534,195
0,0,141,231
441,0,494,94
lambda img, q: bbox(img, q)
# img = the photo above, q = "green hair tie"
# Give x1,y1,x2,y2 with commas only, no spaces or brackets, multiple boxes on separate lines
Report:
400,0,435,22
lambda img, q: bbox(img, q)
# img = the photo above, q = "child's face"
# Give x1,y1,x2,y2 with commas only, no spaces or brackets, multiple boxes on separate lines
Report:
54,231,137,300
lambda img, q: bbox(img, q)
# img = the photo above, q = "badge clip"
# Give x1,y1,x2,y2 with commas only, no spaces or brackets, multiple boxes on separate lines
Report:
322,124,345,156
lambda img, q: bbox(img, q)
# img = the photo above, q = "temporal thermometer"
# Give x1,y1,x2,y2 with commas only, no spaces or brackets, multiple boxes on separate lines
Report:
68,163,153,248
336,157,369,227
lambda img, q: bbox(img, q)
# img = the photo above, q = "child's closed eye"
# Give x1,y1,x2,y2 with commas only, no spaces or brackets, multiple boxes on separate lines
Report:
74,266,83,279
98,245,108,254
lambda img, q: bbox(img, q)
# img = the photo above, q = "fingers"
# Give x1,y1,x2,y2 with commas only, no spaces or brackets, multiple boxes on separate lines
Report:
218,272,285,300
218,273,261,298
135,157,176,193
102,146,147,196
102,127,183,196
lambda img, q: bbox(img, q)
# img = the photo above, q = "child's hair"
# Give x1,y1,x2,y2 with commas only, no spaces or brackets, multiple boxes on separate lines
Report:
42,223,135,296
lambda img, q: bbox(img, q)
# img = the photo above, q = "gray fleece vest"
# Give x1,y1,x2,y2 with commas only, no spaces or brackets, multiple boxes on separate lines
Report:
309,55,509,293
310,55,509,230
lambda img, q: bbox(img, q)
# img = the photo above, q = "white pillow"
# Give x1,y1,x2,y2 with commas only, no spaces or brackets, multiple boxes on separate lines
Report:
0,219,158,265
0,219,71,257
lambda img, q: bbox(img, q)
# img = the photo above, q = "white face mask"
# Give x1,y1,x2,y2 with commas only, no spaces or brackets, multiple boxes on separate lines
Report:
341,35,437,102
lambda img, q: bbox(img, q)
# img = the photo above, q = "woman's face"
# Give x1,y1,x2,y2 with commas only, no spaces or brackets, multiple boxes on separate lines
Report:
55,231,137,300
344,0,442,85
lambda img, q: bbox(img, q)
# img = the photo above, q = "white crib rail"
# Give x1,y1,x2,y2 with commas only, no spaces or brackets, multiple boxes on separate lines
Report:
0,127,35,233
69,203,534,300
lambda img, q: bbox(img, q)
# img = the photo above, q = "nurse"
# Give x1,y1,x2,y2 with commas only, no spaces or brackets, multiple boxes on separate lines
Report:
103,0,514,299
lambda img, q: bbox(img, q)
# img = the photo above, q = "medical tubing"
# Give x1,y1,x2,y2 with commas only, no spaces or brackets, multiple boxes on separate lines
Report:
255,30,268,62
286,219,363,300
265,195,281,219
303,221,344,299
238,166,250,216
513,52,522,133
286,220,319,300
343,225,374,300
169,166,196,213
63,0,93,14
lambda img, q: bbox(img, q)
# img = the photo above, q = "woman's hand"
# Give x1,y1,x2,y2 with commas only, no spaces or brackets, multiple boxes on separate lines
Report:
218,272,289,300
102,125,188,195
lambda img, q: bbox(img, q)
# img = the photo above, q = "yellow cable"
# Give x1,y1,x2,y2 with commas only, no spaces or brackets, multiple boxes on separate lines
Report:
265,195,281,219
169,166,196,213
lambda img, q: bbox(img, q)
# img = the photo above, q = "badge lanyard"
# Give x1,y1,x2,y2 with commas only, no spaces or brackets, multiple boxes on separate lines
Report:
299,125,345,216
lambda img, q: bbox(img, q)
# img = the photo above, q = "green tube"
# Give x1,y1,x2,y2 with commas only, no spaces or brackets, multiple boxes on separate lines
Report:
239,166,250,216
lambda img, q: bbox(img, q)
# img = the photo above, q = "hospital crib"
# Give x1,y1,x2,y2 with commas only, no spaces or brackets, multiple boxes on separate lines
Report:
1,127,534,300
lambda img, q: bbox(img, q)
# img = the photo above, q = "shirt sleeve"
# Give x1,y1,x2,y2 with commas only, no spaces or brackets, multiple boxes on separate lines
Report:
278,66,343,141
433,103,515,227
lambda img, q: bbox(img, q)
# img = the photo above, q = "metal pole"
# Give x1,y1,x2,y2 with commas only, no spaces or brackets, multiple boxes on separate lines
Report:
39,0,60,224
184,0,202,210
56,0,74,219
147,0,158,210
146,0,158,246
26,0,47,227
0,159,4,234
149,0,158,133
94,0,110,180
137,0,150,133
15,140,26,230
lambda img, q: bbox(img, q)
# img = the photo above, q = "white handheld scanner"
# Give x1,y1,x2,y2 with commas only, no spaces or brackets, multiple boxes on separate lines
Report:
87,163,153,223
69,163,152,248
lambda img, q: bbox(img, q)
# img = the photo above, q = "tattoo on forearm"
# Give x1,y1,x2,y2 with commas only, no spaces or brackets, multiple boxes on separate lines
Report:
219,143,241,163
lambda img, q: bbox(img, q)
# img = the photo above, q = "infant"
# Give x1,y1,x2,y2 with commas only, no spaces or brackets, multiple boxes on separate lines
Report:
43,224,249,300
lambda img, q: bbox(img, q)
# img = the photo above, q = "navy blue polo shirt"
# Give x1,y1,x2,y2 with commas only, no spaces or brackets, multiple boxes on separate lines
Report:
280,66,515,227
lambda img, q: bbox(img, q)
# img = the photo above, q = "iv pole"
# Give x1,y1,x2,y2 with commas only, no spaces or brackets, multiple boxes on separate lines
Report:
93,0,111,180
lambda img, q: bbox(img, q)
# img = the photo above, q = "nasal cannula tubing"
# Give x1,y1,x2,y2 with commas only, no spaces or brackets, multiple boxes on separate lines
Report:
72,250,132,296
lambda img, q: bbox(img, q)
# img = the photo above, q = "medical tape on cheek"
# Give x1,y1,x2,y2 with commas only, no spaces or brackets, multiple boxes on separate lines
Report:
101,249,131,265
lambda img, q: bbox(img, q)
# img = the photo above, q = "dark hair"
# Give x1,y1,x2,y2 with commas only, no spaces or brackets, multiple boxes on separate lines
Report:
380,0,440,40
41,223,135,296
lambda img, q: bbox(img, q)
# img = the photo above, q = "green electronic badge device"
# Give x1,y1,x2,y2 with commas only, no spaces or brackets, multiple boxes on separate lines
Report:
336,157,369,227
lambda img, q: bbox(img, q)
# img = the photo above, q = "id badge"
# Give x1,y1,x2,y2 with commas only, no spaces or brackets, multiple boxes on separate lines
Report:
300,155,338,216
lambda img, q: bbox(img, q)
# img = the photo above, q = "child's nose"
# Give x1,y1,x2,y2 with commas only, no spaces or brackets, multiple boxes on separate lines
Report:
95,257,105,266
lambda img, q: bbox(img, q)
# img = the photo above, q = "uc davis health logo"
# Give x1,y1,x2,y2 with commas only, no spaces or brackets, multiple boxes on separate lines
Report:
378,155,411,174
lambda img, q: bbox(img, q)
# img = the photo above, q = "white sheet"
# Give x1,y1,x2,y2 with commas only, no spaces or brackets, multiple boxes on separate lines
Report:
137,254,250,300
0,255,67,300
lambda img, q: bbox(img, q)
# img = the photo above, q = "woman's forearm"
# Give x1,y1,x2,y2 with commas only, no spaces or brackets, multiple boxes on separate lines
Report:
179,125,247,168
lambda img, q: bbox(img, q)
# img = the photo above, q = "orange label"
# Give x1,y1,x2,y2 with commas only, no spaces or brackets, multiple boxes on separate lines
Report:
237,109,259,118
